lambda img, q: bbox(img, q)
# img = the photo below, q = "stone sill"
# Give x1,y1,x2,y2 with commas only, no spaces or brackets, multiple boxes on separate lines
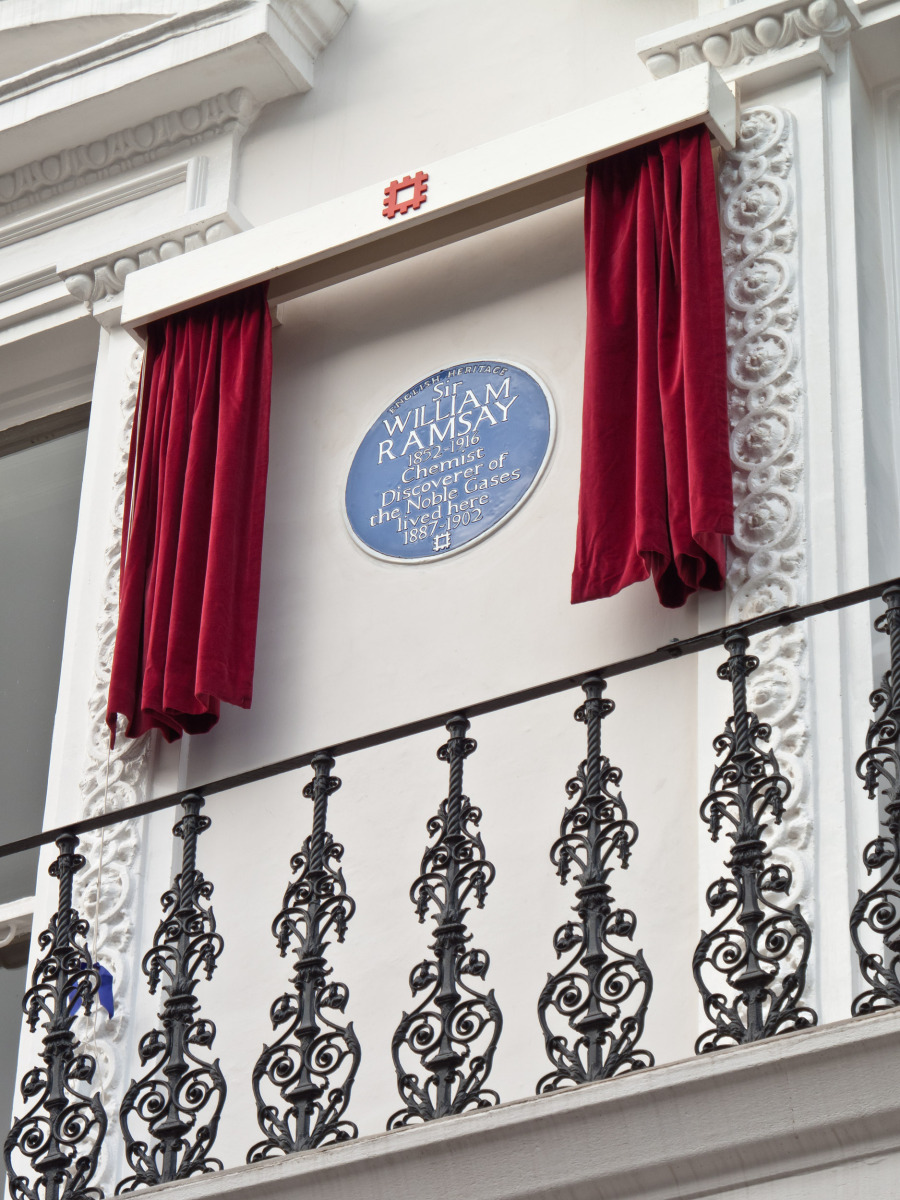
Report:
154,1010,900,1200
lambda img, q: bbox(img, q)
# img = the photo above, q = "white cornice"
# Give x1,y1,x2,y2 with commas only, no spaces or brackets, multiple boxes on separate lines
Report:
0,2,183,25
0,162,192,248
59,203,251,325
0,90,255,219
0,0,355,173
0,1,252,106
270,0,355,56
637,0,860,85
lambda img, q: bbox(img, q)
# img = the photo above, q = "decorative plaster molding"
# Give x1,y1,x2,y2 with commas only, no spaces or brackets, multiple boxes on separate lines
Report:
0,160,199,249
638,0,860,80
62,214,243,310
271,0,356,54
0,266,59,306
73,348,151,1191
720,108,812,914
0,89,255,217
0,0,355,175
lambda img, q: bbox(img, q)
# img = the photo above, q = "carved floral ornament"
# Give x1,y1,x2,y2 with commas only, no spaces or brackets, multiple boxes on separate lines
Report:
63,222,237,308
641,0,858,79
719,106,813,921
73,350,151,1192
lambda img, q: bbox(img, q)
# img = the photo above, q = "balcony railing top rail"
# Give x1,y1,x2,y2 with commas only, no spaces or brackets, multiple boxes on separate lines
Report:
1,573,896,864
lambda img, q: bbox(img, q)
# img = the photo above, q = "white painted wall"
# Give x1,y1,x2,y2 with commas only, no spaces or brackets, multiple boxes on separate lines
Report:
237,0,699,224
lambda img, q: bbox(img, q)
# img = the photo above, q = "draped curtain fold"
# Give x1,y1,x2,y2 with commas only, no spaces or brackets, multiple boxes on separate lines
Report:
107,283,272,743
571,125,733,610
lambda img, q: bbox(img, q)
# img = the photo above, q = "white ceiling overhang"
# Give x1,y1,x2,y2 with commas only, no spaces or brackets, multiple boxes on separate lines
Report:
0,0,354,175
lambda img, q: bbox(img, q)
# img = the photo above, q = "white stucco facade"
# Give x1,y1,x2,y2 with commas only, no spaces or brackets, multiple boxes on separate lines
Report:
3,0,900,1196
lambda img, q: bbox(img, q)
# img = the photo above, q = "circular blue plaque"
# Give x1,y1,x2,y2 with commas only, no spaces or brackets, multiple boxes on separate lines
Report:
345,359,554,562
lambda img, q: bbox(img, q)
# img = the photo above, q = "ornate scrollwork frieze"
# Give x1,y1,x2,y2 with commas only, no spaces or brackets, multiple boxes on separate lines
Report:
537,677,653,1092
73,347,150,1193
63,221,239,309
640,0,858,80
850,586,900,1015
719,106,813,935
0,90,257,217
694,632,817,1052
249,753,360,1159
389,716,501,1126
5,835,107,1200
116,797,225,1191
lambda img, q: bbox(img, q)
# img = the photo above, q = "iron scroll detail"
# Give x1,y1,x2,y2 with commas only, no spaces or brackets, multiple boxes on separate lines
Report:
249,753,360,1158
389,715,502,1126
693,632,817,1051
537,677,653,1091
116,796,225,1190
5,835,107,1200
850,585,900,1014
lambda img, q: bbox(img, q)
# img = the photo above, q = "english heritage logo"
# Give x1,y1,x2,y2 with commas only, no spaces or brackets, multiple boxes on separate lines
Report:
345,360,554,562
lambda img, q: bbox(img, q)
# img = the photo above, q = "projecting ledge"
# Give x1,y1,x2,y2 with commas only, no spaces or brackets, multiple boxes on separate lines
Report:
155,1010,900,1200
120,64,737,335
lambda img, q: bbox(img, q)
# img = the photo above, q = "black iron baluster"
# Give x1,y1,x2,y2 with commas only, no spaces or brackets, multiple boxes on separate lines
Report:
693,632,816,1051
248,753,359,1159
537,677,653,1092
850,585,900,1014
389,715,501,1127
5,835,107,1200
116,796,225,1190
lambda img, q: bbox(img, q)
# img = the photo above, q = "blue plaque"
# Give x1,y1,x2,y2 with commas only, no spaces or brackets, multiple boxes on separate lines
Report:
345,359,554,562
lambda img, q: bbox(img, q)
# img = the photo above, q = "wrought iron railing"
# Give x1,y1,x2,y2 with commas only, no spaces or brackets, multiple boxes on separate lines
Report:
4,577,900,1197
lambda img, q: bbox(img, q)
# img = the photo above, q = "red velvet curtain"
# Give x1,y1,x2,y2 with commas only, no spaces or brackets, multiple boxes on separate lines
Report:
571,126,732,609
107,283,272,743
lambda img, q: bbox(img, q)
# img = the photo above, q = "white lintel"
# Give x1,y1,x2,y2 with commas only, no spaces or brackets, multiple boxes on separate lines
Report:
120,64,738,336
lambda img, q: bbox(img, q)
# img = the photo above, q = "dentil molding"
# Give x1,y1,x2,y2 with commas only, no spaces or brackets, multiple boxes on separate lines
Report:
720,107,814,946
638,0,860,87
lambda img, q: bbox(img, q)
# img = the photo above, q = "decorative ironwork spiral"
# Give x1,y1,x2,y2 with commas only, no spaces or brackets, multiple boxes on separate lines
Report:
537,677,653,1092
694,631,817,1052
5,834,107,1200
249,753,360,1159
117,796,225,1190
850,585,900,1014
389,715,502,1127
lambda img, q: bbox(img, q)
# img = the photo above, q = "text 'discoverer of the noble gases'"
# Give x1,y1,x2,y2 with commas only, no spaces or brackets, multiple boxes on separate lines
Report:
345,360,554,562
